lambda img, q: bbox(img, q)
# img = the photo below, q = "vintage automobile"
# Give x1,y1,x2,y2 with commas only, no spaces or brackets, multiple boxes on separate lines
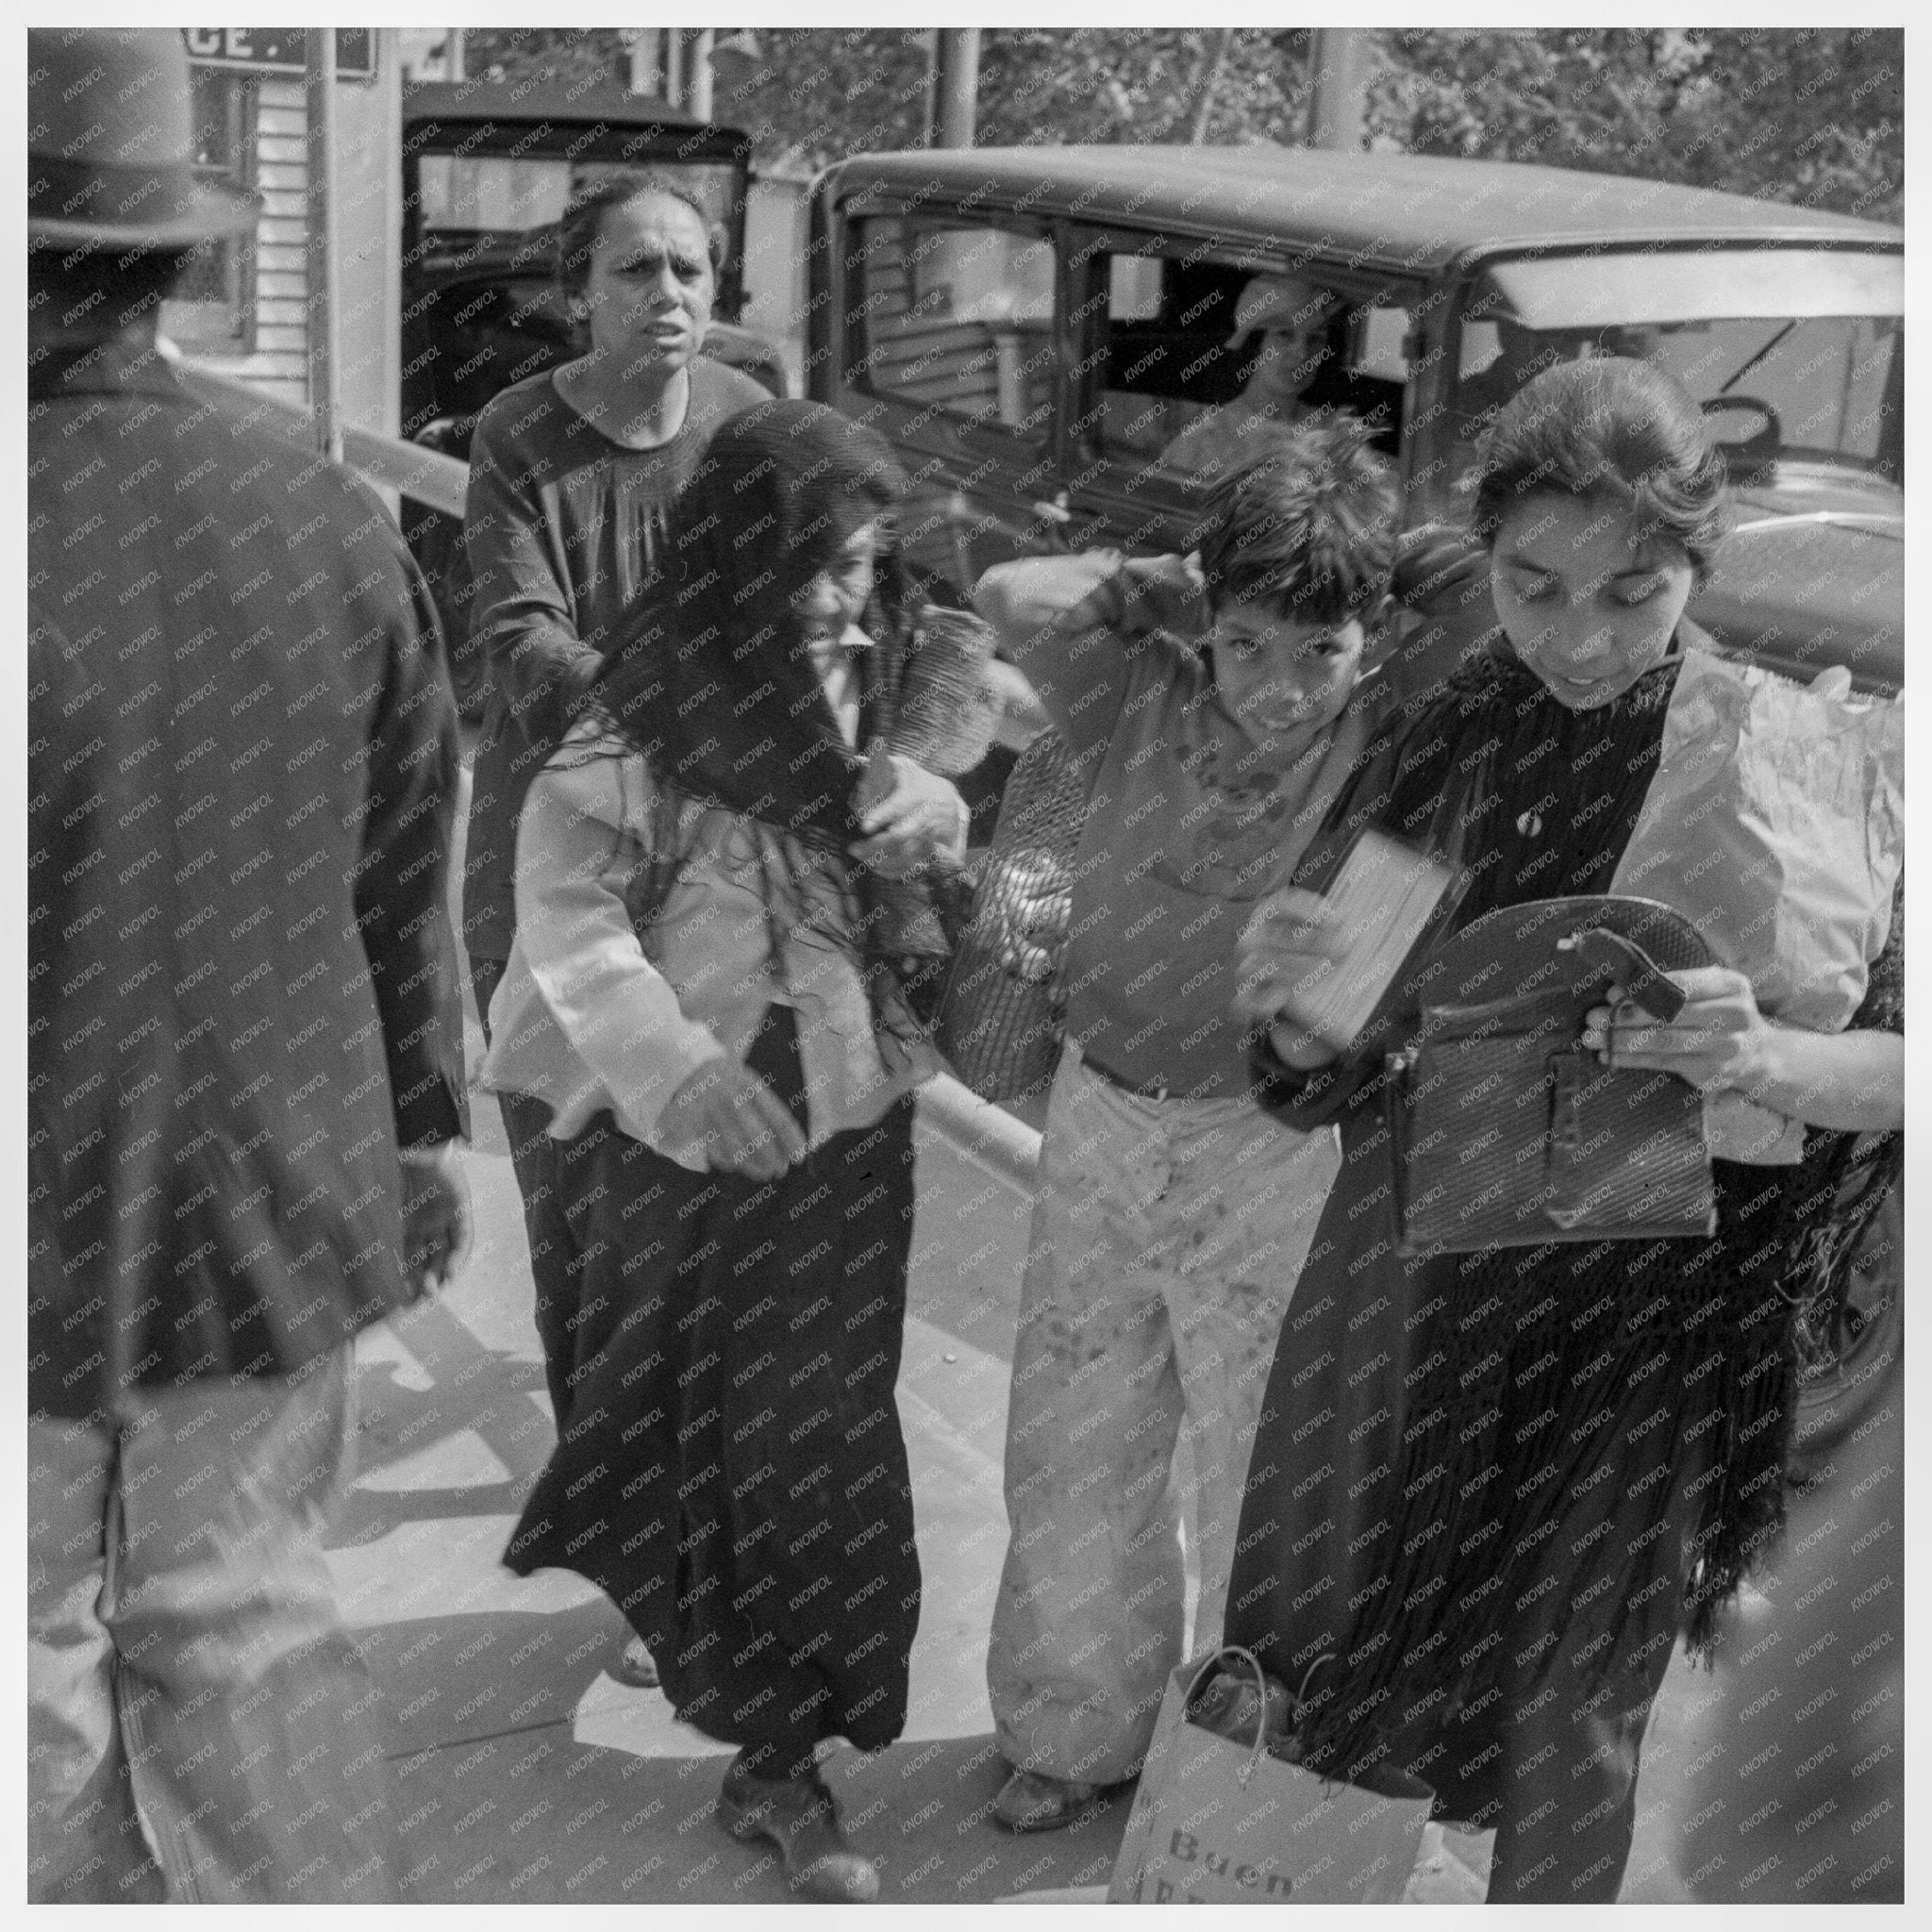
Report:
806,145,1903,700
396,77,787,708
808,149,1905,1903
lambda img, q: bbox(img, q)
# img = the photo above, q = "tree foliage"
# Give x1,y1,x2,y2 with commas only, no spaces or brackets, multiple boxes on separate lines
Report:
455,25,1901,223
1376,28,1901,223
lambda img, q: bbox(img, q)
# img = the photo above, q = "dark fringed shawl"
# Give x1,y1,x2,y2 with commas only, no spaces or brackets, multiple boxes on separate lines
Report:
1251,646,1905,1779
582,604,941,1058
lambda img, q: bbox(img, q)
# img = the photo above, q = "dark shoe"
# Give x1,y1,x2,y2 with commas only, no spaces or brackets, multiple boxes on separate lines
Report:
992,1765,1108,1834
717,1756,880,1903
611,1636,659,1688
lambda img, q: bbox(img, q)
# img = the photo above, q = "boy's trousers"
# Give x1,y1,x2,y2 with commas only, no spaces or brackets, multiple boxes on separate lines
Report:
987,1044,1341,1785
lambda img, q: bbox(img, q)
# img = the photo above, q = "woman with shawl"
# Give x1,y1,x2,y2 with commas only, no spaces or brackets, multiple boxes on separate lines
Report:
1224,358,1903,1901
484,402,971,1902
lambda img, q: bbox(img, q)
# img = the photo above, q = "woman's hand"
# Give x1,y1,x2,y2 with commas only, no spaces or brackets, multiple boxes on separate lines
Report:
1585,968,1906,1132
851,753,969,878
1582,966,1770,1092
658,1056,809,1180
1234,886,1345,1069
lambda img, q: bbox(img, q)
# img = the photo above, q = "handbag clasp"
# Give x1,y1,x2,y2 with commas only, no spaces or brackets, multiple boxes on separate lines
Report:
1556,926,1687,1022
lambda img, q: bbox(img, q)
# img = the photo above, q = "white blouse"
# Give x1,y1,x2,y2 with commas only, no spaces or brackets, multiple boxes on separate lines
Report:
480,715,940,1168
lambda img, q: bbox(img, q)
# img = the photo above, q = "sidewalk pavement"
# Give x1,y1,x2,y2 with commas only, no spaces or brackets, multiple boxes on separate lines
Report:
334,778,1495,1906
314,752,1882,1907
332,989,1500,1905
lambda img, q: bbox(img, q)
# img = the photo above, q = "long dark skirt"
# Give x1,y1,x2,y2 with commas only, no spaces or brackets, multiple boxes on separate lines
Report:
505,1008,921,1757
1223,1113,1779,1830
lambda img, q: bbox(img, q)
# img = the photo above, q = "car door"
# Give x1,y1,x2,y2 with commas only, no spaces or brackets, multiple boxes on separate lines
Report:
820,200,1063,601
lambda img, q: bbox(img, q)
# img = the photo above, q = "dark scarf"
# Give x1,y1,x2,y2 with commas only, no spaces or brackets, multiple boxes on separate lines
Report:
1285,647,1899,1778
588,606,935,1056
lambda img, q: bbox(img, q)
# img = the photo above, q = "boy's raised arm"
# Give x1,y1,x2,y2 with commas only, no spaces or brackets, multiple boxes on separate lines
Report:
973,550,1203,757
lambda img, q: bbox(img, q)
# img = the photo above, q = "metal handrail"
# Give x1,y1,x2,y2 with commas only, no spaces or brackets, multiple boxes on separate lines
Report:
917,1077,1041,1192
180,357,1039,745
339,428,468,518
177,358,471,515
180,356,1046,1191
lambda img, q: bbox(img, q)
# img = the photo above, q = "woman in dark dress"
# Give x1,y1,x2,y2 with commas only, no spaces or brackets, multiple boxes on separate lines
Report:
485,403,970,1902
460,177,771,1699
1224,358,1904,1902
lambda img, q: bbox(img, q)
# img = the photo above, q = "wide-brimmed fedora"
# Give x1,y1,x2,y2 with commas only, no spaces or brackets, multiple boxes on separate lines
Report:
28,27,257,250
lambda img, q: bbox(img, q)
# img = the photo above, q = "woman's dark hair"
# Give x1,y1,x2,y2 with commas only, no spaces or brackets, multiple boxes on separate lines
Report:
590,402,931,1039
557,169,727,305
595,399,913,825
1471,356,1731,584
670,397,911,676
1195,413,1400,625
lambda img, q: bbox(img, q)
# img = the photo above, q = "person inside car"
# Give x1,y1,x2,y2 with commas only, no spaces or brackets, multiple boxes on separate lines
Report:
1158,272,1343,481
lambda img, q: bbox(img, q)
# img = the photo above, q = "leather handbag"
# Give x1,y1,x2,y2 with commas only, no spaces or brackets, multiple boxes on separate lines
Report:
1384,896,1718,1254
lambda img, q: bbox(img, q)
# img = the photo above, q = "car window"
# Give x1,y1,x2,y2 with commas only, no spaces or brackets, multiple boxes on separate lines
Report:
416,155,742,243
1448,250,1906,491
426,276,574,422
1450,311,1904,489
1069,244,1409,480
1071,248,1253,461
849,216,1056,434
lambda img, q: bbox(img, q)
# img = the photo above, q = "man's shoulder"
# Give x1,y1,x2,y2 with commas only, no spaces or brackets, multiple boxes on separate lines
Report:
47,362,395,558
170,372,391,526
168,364,318,465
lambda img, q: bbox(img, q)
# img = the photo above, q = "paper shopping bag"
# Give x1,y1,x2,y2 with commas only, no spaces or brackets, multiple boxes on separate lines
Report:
1108,1649,1434,1906
1610,652,1902,1026
1608,652,1903,1161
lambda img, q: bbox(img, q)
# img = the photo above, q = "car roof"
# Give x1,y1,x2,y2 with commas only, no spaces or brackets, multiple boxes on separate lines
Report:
824,146,1900,274
403,76,743,140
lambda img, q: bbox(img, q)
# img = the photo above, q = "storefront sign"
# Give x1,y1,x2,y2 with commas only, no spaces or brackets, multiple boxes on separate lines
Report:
181,29,375,78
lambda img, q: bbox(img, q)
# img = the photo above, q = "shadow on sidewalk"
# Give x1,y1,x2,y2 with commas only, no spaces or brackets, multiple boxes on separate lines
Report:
390,1717,1132,1905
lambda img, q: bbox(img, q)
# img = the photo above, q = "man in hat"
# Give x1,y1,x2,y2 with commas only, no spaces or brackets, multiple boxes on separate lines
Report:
1159,273,1343,480
27,28,469,1903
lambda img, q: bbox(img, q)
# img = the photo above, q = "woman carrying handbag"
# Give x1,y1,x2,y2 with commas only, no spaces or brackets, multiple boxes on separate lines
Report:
1224,358,1904,1902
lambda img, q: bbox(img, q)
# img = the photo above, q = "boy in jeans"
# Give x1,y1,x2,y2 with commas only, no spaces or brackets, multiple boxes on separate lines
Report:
972,418,1399,1830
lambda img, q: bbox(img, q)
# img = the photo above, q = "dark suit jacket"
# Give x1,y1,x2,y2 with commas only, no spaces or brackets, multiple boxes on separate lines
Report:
28,338,469,1418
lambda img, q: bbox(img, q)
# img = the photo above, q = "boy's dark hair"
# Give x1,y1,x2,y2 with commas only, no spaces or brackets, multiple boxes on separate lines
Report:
1195,414,1400,625
1471,356,1730,586
557,170,727,305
